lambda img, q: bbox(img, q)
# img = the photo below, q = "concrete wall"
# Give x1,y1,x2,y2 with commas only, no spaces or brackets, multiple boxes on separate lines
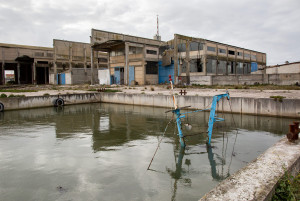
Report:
199,138,300,201
190,74,300,86
267,63,300,74
0,93,100,110
1,93,299,118
72,68,98,85
98,69,110,85
99,93,300,118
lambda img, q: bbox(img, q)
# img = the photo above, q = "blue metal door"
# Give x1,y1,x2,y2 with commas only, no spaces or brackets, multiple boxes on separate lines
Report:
114,67,120,84
129,66,135,85
61,73,65,85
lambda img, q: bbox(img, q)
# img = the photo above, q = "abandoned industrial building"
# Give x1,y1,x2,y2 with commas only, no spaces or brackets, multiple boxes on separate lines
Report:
1,29,299,86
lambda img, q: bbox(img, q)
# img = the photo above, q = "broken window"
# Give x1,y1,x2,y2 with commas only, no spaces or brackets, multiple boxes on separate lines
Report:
146,61,158,74
206,59,217,74
236,62,243,74
146,50,157,55
227,61,236,74
178,43,186,52
228,50,235,55
190,59,203,72
244,53,250,58
237,52,243,56
190,42,203,51
207,46,216,52
218,48,226,54
251,54,256,60
217,60,226,74
35,52,44,57
129,47,143,54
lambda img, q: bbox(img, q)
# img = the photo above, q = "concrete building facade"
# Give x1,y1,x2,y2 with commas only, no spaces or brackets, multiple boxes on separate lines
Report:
51,39,108,85
0,43,53,85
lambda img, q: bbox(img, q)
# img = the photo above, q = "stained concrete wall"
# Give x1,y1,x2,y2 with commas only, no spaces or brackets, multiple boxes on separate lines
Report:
99,93,300,118
191,74,300,86
0,93,100,110
1,93,299,118
199,138,300,201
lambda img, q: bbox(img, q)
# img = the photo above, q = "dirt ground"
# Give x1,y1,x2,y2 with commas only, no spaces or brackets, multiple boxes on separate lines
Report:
0,84,300,99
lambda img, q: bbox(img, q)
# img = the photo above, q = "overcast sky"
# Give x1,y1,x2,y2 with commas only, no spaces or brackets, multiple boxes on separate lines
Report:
0,0,299,65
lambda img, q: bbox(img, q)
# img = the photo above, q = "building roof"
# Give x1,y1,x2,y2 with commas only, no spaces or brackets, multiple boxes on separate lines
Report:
0,43,53,51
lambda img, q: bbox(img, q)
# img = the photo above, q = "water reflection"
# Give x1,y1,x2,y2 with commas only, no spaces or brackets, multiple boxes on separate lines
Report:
0,103,297,201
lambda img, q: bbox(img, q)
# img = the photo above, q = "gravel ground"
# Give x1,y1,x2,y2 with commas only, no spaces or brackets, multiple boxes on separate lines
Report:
0,84,300,99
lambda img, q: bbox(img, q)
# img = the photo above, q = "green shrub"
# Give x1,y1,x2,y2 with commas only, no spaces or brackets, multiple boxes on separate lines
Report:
272,172,300,201
0,94,7,98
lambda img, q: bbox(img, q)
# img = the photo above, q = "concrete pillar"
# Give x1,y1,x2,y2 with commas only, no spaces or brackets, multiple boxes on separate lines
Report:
216,45,219,75
107,52,111,85
203,42,207,76
54,46,57,85
69,44,73,72
185,40,190,85
235,47,237,75
226,46,229,75
125,42,129,85
17,62,20,84
96,52,99,69
84,47,87,73
173,34,178,84
1,62,4,85
142,44,146,85
32,62,36,84
91,48,95,85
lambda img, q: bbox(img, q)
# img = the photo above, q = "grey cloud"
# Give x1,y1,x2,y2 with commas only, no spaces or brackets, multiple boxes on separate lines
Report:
0,0,299,64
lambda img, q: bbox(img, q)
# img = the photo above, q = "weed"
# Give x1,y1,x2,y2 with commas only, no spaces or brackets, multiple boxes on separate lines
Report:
151,87,154,91
270,96,286,102
0,94,7,98
0,89,37,93
175,93,178,95
141,92,145,94
43,93,50,96
272,171,300,201
8,94,25,98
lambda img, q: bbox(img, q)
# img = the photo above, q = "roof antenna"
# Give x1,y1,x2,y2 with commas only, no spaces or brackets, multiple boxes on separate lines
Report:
153,15,161,41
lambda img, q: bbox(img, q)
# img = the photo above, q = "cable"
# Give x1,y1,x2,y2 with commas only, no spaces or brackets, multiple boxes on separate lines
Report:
147,117,174,170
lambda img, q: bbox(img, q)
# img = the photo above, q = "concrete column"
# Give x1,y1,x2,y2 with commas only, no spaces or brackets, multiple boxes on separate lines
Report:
235,47,237,75
185,40,190,85
32,62,36,84
17,62,20,84
96,52,99,69
203,42,207,76
84,47,87,73
216,45,219,75
91,48,95,85
54,46,57,85
1,48,5,84
226,46,229,75
107,52,111,85
1,62,5,85
69,44,73,72
125,42,129,85
173,34,178,84
142,44,146,85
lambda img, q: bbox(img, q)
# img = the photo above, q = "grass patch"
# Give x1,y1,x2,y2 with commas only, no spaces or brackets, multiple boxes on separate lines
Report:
270,96,286,102
8,94,25,98
43,93,50,96
272,171,300,201
0,89,37,93
0,94,7,98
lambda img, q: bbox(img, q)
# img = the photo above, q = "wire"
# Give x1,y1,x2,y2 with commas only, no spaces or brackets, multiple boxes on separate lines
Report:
147,117,174,170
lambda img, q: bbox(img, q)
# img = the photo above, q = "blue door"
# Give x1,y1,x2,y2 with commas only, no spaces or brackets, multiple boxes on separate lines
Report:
57,73,66,85
129,66,135,85
114,67,120,84
60,73,66,85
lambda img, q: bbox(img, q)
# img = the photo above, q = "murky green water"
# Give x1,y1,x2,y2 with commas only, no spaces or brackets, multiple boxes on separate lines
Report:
0,103,295,201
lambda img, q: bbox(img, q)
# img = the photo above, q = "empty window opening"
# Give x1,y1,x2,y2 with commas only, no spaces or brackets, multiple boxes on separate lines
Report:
146,50,157,55
228,50,235,55
207,46,216,52
219,48,226,54
146,61,158,74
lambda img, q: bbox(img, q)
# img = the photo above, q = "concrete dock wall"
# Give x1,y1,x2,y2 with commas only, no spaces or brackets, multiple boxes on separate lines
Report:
0,93,299,118
100,93,300,118
0,93,100,110
199,138,300,201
